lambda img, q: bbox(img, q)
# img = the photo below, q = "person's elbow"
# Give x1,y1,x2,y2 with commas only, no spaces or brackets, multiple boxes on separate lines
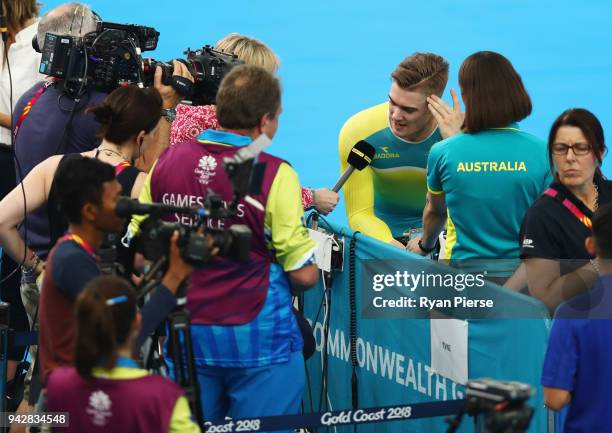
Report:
543,387,571,411
0,214,16,240
289,264,319,290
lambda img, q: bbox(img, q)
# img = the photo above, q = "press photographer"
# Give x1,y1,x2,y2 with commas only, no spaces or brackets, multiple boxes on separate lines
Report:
132,64,318,427
38,156,194,385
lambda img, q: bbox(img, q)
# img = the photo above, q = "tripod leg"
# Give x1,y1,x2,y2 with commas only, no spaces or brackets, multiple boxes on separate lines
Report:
168,309,204,427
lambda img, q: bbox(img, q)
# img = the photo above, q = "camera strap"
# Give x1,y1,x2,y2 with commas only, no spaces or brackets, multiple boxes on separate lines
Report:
13,79,57,142
543,187,592,229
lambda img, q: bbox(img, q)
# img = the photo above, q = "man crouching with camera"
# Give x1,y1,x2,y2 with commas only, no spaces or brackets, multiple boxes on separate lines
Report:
135,64,318,427
38,157,194,385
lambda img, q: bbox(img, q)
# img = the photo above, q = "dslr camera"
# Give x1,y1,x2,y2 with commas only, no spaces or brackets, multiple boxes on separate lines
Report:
143,46,243,106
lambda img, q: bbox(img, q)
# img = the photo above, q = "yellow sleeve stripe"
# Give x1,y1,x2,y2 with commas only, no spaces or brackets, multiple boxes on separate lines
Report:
285,246,316,272
128,160,158,237
265,163,316,272
427,186,444,195
169,396,200,433
338,102,395,242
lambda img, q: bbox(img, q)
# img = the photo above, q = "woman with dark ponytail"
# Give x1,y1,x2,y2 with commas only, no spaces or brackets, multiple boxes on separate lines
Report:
45,276,200,433
0,85,167,284
511,108,612,309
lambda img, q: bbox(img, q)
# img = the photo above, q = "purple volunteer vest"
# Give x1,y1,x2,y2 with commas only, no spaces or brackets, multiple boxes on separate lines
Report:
150,138,285,325
45,367,183,433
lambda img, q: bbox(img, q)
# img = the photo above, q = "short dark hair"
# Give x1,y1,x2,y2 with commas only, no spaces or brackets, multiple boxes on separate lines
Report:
55,156,116,224
87,86,162,144
548,108,606,182
391,53,449,96
74,276,137,379
215,64,281,130
459,51,532,134
592,203,612,259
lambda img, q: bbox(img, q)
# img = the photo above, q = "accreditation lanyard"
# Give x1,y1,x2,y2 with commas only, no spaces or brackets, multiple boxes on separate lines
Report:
543,187,592,229
60,233,98,260
114,161,131,176
13,79,57,142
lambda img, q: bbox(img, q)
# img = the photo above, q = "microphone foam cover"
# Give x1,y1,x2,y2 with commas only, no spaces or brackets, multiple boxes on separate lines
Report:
347,140,375,170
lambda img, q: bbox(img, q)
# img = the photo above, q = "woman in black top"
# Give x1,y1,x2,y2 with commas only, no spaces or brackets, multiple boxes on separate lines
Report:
0,84,171,279
510,108,610,310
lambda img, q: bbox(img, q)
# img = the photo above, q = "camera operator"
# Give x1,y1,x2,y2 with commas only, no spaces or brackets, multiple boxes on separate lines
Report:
170,32,339,215
12,2,191,325
134,64,318,426
542,202,612,433
38,156,193,385
45,276,200,433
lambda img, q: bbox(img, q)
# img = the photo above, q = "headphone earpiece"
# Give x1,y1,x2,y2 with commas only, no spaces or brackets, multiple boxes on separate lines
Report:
32,34,40,53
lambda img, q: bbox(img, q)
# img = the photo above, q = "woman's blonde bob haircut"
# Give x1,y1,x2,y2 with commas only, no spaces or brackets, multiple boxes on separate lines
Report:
215,33,280,73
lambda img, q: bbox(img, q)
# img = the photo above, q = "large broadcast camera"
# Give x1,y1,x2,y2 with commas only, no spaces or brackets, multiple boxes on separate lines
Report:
447,379,534,433
38,21,242,104
38,21,159,96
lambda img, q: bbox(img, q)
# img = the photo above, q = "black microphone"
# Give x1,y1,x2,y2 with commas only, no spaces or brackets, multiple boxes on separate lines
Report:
332,140,375,192
115,197,207,218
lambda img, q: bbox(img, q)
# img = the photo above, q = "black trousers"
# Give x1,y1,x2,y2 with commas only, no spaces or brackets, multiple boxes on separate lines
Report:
0,145,29,361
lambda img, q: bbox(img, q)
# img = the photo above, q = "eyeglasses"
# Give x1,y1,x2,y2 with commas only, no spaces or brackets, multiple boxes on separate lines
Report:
551,142,593,156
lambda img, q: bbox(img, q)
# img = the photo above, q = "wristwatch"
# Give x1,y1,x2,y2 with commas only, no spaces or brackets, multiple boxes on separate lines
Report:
418,239,436,254
161,108,177,123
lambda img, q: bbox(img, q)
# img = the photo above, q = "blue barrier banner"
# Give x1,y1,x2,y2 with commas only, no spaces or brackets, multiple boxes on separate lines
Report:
302,221,553,433
205,400,464,432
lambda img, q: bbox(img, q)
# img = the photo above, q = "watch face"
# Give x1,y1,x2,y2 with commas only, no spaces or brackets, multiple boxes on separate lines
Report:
163,109,176,122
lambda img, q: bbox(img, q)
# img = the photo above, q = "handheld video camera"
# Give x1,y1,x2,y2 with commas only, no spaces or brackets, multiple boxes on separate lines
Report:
38,21,159,96
116,197,251,268
117,134,273,270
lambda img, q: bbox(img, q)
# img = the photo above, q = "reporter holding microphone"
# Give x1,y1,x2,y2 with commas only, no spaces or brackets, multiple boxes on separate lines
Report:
45,276,200,433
